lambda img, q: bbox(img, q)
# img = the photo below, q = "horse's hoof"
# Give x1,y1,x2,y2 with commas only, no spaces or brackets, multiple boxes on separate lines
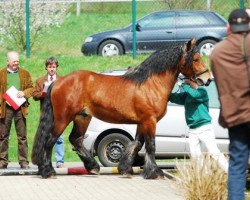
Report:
118,164,133,176
47,175,57,179
89,169,100,175
143,167,165,179
42,174,56,179
121,173,133,178
156,175,165,180
41,170,56,179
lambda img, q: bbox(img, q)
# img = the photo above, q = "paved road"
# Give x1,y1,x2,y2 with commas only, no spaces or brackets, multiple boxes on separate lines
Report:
0,162,184,200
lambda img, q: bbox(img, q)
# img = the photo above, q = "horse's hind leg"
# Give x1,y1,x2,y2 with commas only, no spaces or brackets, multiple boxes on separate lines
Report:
69,115,100,174
118,127,145,176
39,119,69,178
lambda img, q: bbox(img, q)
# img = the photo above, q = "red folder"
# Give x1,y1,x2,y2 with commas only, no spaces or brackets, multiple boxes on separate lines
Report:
41,81,51,97
2,86,26,110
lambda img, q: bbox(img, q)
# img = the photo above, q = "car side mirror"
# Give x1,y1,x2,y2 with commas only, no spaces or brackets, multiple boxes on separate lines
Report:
136,23,141,31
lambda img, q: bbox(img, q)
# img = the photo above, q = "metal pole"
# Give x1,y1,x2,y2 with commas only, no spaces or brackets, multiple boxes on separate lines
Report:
240,0,245,8
25,0,30,58
77,0,81,16
206,0,211,10
132,0,137,59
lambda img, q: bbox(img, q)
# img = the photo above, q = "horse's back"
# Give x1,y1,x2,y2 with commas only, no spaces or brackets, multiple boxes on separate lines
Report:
49,69,170,124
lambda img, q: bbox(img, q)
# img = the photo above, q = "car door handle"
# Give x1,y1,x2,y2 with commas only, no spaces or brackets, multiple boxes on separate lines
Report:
166,31,173,33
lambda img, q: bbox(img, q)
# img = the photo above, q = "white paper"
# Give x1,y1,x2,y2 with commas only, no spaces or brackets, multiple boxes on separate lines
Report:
42,81,52,93
3,86,26,109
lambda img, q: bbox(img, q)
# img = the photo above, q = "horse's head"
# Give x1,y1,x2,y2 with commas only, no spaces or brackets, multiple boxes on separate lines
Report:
179,39,212,86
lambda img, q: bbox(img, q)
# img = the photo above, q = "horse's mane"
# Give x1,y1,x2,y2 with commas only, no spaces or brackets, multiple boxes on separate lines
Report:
122,43,198,84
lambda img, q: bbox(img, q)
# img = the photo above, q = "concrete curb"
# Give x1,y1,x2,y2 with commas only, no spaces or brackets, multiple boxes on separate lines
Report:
0,166,142,176
0,162,176,176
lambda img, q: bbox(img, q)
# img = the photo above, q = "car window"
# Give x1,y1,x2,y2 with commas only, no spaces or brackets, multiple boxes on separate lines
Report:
176,12,209,26
203,12,227,25
206,81,220,108
138,12,175,28
169,81,220,108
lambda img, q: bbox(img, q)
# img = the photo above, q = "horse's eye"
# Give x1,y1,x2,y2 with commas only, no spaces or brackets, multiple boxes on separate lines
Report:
193,59,199,62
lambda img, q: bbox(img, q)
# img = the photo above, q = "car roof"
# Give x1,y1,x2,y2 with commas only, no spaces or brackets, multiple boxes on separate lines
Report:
138,9,227,24
101,69,127,76
150,9,218,14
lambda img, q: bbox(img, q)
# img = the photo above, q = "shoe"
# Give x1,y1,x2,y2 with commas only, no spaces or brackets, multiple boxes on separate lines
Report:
56,163,65,168
20,163,30,169
0,164,7,169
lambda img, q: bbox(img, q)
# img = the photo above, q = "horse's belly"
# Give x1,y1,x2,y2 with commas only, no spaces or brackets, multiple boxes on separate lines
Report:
91,108,137,124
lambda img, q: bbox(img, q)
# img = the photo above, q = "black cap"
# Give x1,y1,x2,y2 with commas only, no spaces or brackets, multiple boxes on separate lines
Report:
228,8,250,33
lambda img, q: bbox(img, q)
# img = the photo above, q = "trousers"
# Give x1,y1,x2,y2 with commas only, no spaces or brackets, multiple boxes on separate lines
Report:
55,135,64,164
188,124,228,172
0,106,28,166
228,122,250,200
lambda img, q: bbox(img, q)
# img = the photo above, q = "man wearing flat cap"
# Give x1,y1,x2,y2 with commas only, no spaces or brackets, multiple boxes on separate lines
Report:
210,8,250,200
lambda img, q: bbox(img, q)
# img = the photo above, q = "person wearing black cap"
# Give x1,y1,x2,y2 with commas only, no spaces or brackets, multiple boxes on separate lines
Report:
210,8,250,200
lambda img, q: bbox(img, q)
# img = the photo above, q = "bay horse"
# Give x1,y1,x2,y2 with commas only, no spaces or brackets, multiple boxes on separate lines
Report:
31,39,212,179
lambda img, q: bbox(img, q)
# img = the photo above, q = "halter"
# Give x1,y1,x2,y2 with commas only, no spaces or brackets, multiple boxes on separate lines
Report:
180,45,209,86
189,68,209,84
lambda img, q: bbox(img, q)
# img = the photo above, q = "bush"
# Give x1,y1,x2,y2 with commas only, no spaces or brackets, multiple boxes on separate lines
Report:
176,155,227,200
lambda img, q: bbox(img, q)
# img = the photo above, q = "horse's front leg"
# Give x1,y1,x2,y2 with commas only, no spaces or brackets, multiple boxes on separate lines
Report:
39,137,57,178
143,135,164,179
118,129,145,177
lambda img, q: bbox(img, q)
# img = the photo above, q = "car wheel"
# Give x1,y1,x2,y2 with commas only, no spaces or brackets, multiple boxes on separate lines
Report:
97,133,131,167
98,40,124,57
197,39,217,56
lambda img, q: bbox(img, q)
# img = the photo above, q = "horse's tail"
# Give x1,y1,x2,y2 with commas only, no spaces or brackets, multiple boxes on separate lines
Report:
31,83,55,165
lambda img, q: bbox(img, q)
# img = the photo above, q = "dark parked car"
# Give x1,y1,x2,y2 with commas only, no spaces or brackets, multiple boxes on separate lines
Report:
82,10,227,57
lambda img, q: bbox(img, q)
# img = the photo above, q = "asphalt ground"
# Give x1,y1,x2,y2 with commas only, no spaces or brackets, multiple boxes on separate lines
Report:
0,162,184,200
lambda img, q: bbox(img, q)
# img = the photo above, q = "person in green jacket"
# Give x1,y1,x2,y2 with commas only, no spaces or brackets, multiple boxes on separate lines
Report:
170,79,228,172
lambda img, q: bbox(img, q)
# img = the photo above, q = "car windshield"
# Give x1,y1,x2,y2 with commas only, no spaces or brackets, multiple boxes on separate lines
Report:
206,81,220,108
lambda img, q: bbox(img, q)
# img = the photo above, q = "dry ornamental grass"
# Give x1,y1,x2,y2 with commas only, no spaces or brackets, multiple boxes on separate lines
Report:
176,154,227,200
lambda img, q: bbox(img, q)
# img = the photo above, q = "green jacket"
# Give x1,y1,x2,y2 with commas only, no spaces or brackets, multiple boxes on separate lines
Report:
169,83,211,129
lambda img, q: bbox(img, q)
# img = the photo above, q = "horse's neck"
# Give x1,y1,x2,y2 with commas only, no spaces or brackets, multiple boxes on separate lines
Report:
148,70,179,97
162,70,179,89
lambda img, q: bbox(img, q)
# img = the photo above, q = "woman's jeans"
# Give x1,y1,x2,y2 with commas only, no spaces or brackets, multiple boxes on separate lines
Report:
55,135,64,165
228,122,250,200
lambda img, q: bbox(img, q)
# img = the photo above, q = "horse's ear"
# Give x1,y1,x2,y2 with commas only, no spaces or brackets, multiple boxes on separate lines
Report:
186,38,196,51
191,38,197,45
181,43,187,54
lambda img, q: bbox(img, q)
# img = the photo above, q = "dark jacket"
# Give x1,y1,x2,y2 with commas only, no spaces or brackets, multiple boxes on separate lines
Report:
210,33,250,128
0,67,34,118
